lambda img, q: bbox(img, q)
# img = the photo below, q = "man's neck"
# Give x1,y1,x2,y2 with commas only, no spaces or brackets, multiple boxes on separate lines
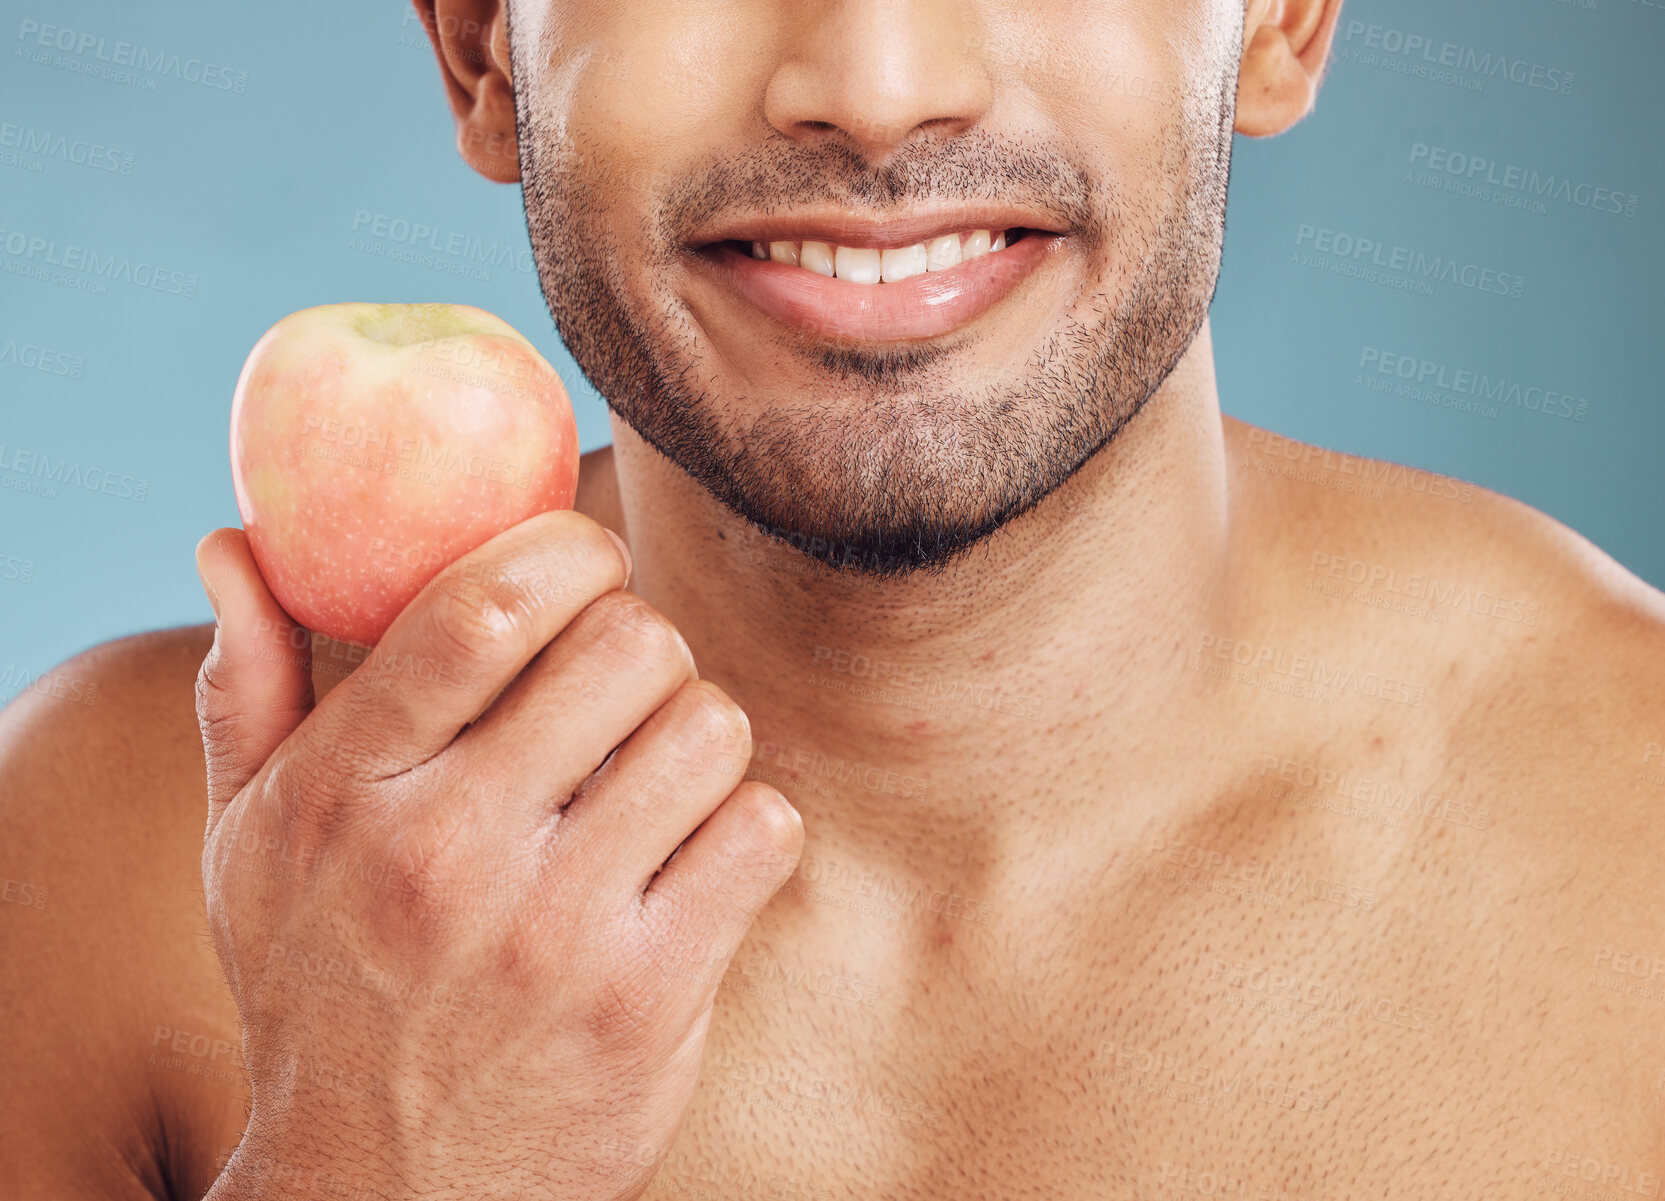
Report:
608,320,1246,892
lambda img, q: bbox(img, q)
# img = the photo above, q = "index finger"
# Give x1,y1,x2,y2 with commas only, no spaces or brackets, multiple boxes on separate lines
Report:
301,508,632,782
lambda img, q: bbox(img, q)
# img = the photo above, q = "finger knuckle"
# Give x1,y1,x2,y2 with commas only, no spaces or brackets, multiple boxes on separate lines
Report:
424,571,537,671
516,509,626,594
584,593,691,673
724,783,805,871
671,683,751,763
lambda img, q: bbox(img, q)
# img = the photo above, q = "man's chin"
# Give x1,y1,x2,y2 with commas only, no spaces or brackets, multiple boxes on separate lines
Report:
707,463,1039,581
739,510,1005,580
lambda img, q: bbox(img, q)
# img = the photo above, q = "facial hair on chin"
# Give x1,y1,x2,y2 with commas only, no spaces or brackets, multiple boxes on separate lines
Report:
517,76,1234,579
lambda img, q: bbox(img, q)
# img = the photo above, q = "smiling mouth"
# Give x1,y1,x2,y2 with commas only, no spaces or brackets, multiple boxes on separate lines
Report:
687,223,1066,344
698,227,1040,285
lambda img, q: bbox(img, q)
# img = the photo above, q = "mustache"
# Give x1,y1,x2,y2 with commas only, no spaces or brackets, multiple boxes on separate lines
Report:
656,127,1102,248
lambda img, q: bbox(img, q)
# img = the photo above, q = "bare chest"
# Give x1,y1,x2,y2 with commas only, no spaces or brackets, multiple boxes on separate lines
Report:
167,784,1665,1200
641,837,1665,1201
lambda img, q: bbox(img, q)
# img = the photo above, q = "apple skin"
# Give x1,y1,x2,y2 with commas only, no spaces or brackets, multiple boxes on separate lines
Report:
230,302,580,648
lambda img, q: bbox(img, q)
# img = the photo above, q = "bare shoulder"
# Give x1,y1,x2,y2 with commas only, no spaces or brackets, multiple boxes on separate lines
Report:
0,621,252,1199
0,623,215,895
1228,416,1665,1018
1226,413,1663,701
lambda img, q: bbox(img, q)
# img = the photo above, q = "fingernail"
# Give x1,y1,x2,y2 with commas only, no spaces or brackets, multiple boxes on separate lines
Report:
604,528,633,586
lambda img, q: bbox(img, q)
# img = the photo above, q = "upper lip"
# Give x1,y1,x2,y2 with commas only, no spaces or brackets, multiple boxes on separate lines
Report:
688,204,1070,251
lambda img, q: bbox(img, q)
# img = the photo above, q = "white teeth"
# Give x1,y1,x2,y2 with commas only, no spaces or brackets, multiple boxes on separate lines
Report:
750,229,1011,283
800,240,835,276
834,245,882,284
880,243,928,283
926,234,962,271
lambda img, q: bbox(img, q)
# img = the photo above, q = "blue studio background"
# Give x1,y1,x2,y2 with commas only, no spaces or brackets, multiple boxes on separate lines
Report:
1,1,1661,700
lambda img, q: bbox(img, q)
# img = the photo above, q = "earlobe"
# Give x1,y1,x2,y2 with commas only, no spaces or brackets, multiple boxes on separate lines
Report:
1233,0,1346,138
413,0,521,182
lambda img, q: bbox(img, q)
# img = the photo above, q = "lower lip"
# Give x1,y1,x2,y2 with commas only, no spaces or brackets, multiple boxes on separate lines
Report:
694,234,1062,343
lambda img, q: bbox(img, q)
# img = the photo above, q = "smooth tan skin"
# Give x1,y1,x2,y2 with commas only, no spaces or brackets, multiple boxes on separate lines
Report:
5,0,1665,1198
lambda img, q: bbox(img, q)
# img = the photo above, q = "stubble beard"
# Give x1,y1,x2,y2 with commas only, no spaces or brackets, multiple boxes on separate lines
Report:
515,68,1236,580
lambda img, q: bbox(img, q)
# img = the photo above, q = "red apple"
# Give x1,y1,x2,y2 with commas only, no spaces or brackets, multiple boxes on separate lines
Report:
230,302,580,647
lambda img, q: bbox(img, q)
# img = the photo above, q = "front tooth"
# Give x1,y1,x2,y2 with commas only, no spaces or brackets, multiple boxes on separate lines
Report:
990,230,1006,252
751,241,767,260
926,235,962,271
880,243,928,283
800,240,835,276
834,245,882,284
962,230,992,259
769,241,800,266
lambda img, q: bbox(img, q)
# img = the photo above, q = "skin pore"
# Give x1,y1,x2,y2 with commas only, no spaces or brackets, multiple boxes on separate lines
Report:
396,0,1358,939
392,0,1346,900
7,1,1665,1198
514,0,1234,579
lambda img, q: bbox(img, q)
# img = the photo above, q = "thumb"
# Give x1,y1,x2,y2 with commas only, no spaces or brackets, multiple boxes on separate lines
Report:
194,528,316,830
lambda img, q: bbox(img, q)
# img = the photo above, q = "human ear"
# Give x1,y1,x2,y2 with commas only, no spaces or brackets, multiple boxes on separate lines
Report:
410,0,519,182
1234,0,1346,137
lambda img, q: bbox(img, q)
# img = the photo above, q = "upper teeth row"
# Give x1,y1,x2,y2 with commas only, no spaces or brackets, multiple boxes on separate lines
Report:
748,229,1009,283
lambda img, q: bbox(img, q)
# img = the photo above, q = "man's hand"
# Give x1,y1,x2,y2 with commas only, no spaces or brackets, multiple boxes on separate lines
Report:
191,510,803,1201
